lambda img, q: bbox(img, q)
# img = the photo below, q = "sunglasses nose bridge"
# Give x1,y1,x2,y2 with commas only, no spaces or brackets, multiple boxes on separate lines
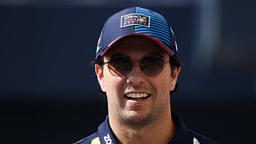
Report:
126,60,145,78
132,60,143,73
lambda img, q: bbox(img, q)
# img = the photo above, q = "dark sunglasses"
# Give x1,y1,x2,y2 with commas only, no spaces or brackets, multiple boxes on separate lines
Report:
102,54,169,77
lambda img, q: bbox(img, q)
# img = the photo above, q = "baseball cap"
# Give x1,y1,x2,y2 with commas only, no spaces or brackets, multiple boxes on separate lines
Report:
96,7,178,58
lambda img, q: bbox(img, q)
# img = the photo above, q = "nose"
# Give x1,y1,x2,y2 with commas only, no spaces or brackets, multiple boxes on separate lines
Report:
126,62,145,85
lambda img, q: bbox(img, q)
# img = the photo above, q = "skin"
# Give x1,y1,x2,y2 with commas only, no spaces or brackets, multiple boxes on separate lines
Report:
95,36,181,144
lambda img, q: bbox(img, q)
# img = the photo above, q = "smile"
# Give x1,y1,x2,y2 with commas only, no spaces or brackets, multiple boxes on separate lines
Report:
124,92,151,99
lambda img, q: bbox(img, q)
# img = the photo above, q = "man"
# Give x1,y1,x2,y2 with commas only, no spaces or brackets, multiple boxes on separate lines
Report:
75,7,218,144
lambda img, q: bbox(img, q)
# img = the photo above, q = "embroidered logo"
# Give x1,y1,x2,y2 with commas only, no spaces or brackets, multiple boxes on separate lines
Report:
121,13,150,28
91,137,100,144
104,133,112,144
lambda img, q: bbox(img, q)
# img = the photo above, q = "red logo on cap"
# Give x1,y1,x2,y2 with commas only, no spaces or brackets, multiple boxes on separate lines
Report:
121,13,150,28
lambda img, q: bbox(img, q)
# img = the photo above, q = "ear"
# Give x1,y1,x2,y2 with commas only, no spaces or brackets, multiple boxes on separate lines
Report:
95,64,106,92
169,66,181,91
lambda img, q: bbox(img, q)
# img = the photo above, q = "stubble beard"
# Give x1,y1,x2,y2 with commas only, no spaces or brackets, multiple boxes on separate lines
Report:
119,108,156,128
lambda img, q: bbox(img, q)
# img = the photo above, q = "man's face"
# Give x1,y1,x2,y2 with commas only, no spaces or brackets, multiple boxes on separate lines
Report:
95,37,180,125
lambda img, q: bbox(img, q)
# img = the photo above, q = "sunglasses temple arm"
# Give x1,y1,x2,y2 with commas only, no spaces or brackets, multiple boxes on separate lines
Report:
108,65,126,79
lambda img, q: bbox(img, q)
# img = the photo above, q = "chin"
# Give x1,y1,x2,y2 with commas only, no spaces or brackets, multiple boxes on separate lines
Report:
121,111,153,126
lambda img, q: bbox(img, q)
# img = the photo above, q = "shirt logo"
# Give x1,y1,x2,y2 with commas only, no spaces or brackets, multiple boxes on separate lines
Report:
193,137,200,144
121,13,150,28
104,133,112,144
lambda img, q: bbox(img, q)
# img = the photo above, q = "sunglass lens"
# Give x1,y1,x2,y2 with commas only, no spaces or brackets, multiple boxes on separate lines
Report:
140,56,165,76
108,56,132,77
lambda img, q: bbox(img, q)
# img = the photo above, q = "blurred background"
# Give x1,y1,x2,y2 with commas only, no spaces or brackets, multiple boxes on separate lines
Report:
0,0,255,143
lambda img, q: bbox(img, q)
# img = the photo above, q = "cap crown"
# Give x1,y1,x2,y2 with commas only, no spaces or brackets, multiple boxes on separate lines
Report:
96,7,177,58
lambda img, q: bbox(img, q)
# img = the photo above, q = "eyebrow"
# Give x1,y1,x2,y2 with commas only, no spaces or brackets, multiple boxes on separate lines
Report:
142,52,164,59
109,53,129,58
144,52,164,58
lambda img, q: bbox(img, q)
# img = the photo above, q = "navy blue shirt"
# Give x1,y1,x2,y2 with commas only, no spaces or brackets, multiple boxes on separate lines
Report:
74,114,218,144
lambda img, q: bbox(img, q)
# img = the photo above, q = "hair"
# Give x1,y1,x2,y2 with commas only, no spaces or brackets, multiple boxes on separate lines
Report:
92,55,181,96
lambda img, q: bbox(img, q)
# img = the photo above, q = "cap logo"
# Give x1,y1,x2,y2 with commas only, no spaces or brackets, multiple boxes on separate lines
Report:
121,13,150,28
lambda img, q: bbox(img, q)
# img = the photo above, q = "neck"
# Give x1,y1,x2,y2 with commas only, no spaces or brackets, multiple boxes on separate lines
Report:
109,111,175,144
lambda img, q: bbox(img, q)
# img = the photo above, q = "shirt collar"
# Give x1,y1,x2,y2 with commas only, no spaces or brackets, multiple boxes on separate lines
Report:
97,116,118,144
96,113,189,144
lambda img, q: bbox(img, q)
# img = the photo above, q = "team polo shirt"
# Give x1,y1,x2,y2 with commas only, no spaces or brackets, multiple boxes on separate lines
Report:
74,114,218,144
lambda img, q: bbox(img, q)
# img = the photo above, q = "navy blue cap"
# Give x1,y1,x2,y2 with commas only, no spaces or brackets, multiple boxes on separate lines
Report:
96,7,178,58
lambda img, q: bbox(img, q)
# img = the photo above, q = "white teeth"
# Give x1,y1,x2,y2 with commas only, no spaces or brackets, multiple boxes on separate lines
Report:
125,92,150,99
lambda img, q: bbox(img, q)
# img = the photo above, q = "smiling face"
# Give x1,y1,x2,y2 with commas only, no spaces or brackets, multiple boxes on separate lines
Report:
95,36,180,126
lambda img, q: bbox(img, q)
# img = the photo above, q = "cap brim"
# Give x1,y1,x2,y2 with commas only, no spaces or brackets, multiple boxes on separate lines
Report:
100,34,175,57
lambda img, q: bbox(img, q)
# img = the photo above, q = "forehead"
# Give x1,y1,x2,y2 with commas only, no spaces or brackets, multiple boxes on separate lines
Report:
104,36,167,58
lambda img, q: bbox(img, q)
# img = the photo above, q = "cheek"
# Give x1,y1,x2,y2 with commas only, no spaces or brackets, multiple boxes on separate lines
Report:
150,74,171,95
159,77,172,94
103,71,124,97
151,76,171,108
152,68,175,95
106,80,122,94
